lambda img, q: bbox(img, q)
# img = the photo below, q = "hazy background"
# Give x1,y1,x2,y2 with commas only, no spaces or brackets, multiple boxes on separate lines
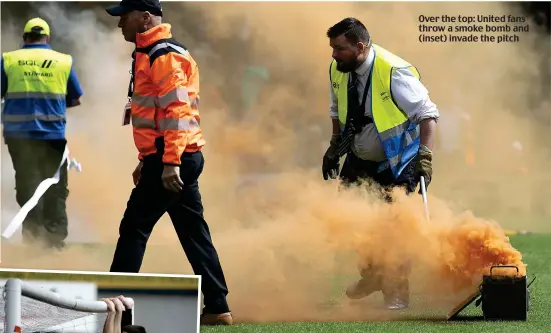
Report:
1,1,550,322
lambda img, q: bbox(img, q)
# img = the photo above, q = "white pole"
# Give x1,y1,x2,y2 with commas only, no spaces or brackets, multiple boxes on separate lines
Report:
5,278,22,333
4,278,135,332
420,176,430,221
20,279,110,312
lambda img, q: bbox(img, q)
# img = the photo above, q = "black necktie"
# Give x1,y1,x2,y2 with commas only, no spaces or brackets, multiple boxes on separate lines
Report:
337,71,360,157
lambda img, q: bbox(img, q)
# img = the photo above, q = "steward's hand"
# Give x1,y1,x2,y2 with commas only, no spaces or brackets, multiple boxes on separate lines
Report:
162,165,184,192
415,144,433,194
322,134,341,180
132,161,144,186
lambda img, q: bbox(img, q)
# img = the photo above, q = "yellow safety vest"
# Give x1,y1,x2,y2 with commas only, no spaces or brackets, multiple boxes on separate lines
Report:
330,44,421,178
2,46,72,138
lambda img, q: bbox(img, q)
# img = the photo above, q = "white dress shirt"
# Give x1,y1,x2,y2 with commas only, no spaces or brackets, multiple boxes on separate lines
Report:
329,47,440,162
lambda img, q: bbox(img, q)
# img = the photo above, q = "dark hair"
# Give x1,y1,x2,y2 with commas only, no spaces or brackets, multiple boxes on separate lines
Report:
326,17,371,45
122,325,147,333
23,26,47,43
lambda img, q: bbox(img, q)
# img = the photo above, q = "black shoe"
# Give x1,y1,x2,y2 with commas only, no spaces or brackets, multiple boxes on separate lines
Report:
345,275,382,300
200,312,233,326
53,241,66,250
381,275,409,310
44,240,66,251
384,297,409,310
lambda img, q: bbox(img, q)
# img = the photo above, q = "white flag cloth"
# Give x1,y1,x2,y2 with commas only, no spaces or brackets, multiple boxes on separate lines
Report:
2,145,81,239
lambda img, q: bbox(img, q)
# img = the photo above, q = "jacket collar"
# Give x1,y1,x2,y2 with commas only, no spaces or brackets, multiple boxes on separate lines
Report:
355,46,375,77
136,23,172,48
21,43,52,49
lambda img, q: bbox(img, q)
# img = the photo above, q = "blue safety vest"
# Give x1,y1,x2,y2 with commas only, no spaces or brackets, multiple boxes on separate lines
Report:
2,44,72,140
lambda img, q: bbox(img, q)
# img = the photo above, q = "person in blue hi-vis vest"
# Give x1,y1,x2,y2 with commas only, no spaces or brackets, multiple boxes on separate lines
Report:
1,17,83,250
322,18,440,311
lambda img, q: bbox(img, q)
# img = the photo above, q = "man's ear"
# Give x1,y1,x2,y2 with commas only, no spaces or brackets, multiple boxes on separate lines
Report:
142,11,151,23
357,41,367,53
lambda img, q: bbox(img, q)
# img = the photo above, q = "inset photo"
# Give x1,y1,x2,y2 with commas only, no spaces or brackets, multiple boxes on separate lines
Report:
0,268,200,333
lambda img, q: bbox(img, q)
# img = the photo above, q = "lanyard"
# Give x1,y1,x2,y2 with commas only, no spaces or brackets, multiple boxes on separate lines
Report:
127,51,136,100
355,65,373,111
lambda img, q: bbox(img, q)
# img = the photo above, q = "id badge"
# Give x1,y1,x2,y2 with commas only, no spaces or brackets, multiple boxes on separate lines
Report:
122,99,132,126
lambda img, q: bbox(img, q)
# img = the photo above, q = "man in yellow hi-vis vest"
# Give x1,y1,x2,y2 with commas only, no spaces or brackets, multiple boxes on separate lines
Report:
322,18,440,310
1,17,83,249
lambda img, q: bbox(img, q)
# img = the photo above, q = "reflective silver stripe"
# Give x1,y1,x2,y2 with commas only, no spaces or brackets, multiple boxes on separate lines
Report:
132,93,157,108
388,154,401,168
157,87,190,109
379,123,419,169
2,114,66,122
5,92,65,100
133,89,194,109
148,42,188,57
190,98,199,109
378,122,410,141
404,126,419,146
131,115,156,128
159,117,199,131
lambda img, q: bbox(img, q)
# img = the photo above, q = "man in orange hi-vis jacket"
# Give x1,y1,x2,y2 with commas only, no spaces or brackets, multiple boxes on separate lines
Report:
105,0,233,326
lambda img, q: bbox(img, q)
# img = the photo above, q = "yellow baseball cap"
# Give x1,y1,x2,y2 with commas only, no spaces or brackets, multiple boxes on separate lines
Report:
23,17,50,36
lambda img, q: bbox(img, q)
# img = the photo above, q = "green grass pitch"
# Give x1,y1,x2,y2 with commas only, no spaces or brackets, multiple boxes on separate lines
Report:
203,234,551,333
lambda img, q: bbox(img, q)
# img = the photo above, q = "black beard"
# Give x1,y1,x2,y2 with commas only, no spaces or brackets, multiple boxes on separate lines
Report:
336,58,358,73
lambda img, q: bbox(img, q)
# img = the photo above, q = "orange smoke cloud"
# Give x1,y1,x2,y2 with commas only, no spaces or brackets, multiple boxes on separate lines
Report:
436,213,527,290
0,1,544,324
344,186,527,304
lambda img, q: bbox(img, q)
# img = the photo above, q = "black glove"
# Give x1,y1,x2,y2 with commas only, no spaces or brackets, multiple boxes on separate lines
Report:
322,134,341,180
414,144,433,194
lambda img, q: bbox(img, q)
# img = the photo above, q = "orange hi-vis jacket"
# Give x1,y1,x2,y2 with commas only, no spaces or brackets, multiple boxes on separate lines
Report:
129,23,205,165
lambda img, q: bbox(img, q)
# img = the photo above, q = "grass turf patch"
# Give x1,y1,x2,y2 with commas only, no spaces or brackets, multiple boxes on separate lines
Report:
203,234,551,333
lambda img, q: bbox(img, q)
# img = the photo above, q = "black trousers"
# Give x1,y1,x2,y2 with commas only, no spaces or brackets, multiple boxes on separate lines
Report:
339,152,418,195
4,137,69,246
339,152,418,301
109,151,230,314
